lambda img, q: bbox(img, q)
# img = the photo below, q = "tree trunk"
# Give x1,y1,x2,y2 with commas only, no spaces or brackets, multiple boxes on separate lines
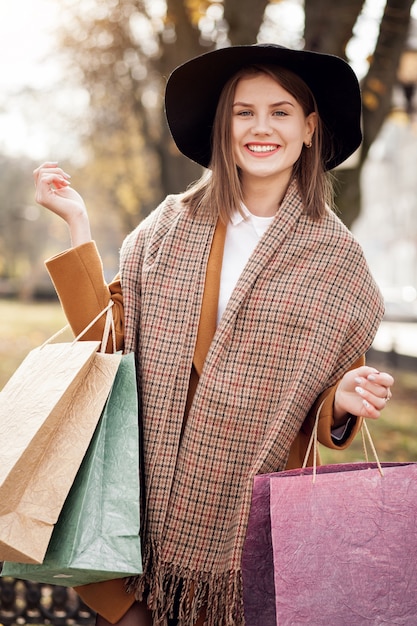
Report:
361,0,414,163
303,0,365,226
305,0,413,228
224,0,269,45
154,0,208,197
304,0,364,57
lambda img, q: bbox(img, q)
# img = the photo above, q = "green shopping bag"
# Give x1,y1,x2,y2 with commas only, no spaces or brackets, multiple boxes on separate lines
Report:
2,352,142,586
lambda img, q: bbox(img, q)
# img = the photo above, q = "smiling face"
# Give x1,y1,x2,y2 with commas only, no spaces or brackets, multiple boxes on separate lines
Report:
231,73,316,190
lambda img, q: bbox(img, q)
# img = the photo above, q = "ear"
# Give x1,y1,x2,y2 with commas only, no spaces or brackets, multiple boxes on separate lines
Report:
304,112,317,146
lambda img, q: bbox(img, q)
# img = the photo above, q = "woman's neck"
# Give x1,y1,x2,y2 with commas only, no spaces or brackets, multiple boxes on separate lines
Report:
241,175,291,217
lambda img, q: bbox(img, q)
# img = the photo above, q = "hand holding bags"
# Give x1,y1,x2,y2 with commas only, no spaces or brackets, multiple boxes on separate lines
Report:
242,418,417,625
2,352,142,586
0,305,121,564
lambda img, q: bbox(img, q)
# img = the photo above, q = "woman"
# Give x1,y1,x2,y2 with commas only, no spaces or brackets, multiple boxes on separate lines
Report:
34,44,393,626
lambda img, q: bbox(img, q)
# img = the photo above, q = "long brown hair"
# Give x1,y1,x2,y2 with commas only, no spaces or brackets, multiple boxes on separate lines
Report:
182,65,334,223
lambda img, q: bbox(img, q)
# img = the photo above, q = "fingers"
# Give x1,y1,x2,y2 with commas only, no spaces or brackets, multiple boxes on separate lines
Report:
33,162,72,207
355,371,394,400
33,162,71,190
33,161,58,185
354,369,394,419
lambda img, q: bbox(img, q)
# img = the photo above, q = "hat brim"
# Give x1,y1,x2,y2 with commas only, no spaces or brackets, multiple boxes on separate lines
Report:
165,44,362,171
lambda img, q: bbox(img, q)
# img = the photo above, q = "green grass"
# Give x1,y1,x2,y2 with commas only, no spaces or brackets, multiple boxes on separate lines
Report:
1,299,417,463
0,299,68,390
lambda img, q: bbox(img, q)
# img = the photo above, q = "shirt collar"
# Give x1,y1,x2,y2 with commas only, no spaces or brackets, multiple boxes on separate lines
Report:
230,203,251,226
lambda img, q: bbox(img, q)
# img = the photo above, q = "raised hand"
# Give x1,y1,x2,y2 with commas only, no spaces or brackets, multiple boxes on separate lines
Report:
33,162,92,247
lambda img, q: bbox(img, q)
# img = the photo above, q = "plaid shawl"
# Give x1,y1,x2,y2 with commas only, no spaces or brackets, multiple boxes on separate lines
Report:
120,181,384,625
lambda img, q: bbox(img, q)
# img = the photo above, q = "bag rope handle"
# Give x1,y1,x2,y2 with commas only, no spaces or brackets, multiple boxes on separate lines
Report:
302,399,384,482
361,419,383,476
40,301,116,353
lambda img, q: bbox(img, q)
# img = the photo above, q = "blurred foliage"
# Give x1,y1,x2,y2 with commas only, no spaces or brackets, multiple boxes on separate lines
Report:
0,0,415,295
73,112,156,235
0,156,61,299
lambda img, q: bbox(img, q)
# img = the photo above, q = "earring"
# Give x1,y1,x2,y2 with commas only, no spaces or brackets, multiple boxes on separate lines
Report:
304,140,312,148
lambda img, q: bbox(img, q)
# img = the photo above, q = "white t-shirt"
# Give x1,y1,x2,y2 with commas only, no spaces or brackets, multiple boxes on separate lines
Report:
218,204,275,324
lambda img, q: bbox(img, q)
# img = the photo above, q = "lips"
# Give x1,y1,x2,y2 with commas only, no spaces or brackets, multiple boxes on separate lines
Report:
246,143,279,154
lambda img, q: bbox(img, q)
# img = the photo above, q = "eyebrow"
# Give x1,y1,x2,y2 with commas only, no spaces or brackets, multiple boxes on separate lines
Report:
232,100,295,108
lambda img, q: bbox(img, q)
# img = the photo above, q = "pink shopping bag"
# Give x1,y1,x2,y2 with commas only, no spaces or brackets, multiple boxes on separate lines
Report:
242,462,417,626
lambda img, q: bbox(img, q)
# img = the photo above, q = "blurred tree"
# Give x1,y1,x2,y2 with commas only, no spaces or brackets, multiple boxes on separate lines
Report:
304,0,415,226
0,156,57,299
58,0,414,229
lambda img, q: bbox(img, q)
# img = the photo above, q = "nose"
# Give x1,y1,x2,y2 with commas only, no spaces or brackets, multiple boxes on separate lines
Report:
251,114,273,135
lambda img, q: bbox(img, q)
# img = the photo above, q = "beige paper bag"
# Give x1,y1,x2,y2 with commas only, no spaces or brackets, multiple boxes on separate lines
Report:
0,323,121,564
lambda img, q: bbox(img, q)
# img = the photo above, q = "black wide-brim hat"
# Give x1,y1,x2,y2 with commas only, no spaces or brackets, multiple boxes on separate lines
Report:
165,44,362,171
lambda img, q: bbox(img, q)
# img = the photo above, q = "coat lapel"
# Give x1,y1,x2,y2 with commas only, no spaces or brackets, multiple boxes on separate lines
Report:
206,180,304,356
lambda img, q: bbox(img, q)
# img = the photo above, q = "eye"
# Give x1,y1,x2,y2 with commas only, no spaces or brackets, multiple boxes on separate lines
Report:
235,109,253,117
272,110,288,117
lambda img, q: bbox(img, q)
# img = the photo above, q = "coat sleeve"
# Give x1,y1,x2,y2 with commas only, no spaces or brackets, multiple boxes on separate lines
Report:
285,355,365,469
45,241,125,352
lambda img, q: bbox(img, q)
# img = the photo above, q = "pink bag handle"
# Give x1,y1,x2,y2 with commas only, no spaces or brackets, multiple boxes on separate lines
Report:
302,400,384,481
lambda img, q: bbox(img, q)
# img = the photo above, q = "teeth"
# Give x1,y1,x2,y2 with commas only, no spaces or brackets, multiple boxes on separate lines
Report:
248,144,277,153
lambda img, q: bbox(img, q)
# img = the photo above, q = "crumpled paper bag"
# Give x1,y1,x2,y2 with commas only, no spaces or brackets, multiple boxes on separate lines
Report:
0,340,121,564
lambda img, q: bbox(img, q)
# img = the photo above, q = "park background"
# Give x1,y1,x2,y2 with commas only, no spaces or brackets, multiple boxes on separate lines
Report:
1,0,417,465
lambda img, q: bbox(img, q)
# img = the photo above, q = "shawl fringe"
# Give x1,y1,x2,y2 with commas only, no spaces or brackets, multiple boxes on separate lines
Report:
126,539,244,626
